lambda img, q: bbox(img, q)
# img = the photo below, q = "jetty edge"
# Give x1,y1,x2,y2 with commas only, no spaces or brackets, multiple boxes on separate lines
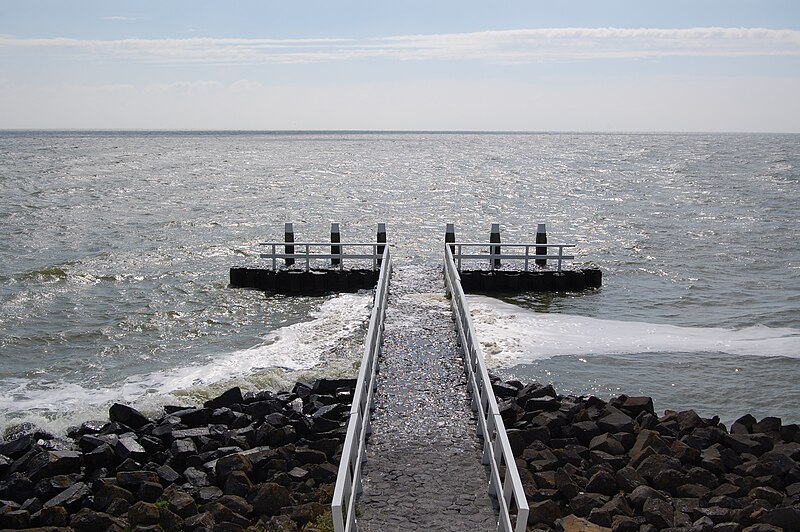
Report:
0,380,354,531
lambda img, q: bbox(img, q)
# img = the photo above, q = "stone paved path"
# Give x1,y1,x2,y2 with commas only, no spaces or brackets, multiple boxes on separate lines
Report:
357,265,498,531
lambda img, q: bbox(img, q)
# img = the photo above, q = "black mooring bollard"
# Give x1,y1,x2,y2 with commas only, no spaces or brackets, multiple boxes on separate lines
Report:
331,223,341,267
377,223,386,266
490,223,501,268
535,223,547,268
285,222,295,267
445,223,456,256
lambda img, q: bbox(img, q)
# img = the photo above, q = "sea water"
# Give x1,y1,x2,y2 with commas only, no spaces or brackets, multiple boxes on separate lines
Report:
0,131,797,433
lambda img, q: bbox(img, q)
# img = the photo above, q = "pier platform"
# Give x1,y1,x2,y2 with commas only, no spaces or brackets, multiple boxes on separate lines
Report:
356,265,498,531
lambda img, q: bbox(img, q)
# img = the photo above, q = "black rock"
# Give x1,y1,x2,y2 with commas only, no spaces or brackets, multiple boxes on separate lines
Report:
312,378,356,394
204,387,244,409
26,450,83,482
108,403,150,429
0,434,35,459
43,481,92,511
114,435,146,462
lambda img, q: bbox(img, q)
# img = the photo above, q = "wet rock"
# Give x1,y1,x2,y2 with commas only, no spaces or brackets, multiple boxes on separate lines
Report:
70,507,126,531
572,421,601,446
214,452,253,485
34,473,77,500
636,453,683,483
614,465,646,492
618,396,655,418
85,442,118,470
43,482,92,511
0,434,35,459
585,469,618,496
116,470,160,489
33,504,70,526
653,467,686,495
0,508,31,529
108,403,150,429
570,493,610,518
676,410,705,433
223,470,253,497
115,435,146,462
677,483,711,498
752,417,782,434
186,510,216,529
162,485,198,518
137,480,164,503
597,409,634,434
629,485,666,510
251,482,291,515
555,467,581,499
561,513,610,531
629,429,670,460
128,500,161,526
763,506,800,529
93,483,134,512
204,387,244,409
643,497,673,528
725,434,768,456
529,499,562,526
203,501,251,527
589,433,625,456
26,450,83,482
184,466,211,487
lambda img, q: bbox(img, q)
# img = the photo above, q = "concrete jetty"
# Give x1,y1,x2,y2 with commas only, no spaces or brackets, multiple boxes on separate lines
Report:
356,265,498,531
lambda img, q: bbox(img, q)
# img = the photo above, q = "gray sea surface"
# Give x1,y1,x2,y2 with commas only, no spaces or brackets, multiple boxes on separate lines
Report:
0,131,798,432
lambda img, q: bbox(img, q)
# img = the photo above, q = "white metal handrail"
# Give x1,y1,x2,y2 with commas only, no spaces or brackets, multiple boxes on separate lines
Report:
331,246,392,532
450,242,575,272
259,242,386,271
444,245,529,532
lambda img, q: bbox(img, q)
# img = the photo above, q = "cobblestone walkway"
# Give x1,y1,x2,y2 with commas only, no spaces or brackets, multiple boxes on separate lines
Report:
357,265,498,531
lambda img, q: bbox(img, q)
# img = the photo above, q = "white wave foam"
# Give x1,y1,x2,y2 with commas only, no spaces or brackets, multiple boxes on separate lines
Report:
0,292,371,435
468,295,800,367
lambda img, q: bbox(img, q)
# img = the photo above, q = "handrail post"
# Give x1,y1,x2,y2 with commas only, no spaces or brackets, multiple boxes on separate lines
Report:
284,222,295,267
305,244,310,271
535,223,547,268
271,244,276,270
331,223,341,267
558,246,563,272
490,223,501,269
377,223,386,268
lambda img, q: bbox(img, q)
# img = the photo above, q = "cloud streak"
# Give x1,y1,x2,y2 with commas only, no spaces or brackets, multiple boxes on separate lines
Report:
1,27,799,65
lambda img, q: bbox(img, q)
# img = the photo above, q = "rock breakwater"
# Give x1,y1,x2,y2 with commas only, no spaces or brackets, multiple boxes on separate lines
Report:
492,377,800,531
0,379,354,531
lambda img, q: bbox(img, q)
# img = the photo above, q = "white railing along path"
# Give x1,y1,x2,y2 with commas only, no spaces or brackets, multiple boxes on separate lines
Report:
331,246,392,532
444,244,530,532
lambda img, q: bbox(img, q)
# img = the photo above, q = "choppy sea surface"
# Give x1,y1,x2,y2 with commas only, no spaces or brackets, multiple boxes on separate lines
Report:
0,131,798,434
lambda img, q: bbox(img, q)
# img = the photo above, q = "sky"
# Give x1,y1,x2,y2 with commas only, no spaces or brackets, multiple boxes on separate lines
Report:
1,0,799,132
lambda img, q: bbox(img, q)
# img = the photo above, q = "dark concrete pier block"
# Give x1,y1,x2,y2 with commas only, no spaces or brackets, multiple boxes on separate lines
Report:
229,267,379,295
455,268,602,293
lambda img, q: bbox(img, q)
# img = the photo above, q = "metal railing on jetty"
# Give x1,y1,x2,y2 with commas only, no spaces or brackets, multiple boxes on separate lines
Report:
331,245,392,532
259,242,386,271
450,242,575,273
443,244,530,532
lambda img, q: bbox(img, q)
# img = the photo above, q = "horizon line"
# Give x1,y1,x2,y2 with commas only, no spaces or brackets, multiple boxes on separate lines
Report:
1,128,798,135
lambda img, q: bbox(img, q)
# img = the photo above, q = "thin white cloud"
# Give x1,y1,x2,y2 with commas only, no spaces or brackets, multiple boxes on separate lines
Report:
103,15,142,21
1,27,799,65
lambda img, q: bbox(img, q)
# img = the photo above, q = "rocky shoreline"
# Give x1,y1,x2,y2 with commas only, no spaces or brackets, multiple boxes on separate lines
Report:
492,377,800,531
2,376,798,532
0,379,354,531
